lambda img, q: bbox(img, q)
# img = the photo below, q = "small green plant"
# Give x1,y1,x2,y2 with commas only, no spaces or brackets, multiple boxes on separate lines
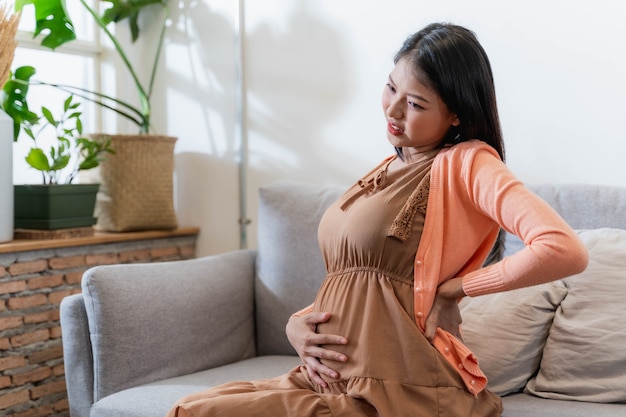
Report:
25,95,114,184
1,66,114,185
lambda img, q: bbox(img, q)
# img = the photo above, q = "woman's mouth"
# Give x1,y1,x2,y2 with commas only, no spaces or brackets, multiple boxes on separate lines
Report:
387,122,404,136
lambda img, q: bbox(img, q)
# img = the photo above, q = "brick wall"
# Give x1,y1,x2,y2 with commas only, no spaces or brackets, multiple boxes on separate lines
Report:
0,234,197,417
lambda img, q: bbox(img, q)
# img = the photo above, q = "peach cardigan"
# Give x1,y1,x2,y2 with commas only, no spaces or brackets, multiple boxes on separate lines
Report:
297,140,589,395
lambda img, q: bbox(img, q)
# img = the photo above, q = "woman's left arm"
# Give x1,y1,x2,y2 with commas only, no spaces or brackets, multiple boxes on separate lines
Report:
461,149,589,296
425,144,588,340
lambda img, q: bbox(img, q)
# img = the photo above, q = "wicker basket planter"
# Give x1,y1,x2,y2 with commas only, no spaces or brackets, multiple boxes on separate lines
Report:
92,134,178,232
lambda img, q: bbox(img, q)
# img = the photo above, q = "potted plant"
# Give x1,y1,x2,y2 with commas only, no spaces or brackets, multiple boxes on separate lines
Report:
2,66,114,231
13,0,178,232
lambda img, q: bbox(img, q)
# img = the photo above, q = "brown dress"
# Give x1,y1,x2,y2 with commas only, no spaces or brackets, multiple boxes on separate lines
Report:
166,155,503,417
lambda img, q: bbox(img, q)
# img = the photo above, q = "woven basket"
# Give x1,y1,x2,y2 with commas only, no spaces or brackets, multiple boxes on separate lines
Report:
92,134,178,232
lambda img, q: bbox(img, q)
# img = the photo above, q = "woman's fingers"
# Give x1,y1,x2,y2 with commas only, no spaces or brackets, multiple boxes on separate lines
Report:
303,356,342,386
425,292,462,342
303,311,332,325
305,344,347,362
305,332,348,348
286,311,349,387
303,363,329,387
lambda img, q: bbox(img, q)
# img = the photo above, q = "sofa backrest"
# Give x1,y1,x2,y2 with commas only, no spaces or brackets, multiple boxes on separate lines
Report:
255,180,626,356
255,181,344,355
530,183,626,229
503,183,626,256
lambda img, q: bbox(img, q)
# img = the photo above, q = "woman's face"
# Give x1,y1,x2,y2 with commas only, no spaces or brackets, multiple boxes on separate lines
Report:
382,57,459,154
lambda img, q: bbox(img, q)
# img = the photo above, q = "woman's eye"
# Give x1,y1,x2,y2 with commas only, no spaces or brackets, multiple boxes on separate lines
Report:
408,101,424,110
386,83,396,93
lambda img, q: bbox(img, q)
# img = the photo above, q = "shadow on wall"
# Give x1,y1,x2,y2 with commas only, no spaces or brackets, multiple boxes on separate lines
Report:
242,0,356,248
165,0,238,156
174,152,241,254
163,0,355,180
161,1,241,254
163,0,356,252
245,0,355,187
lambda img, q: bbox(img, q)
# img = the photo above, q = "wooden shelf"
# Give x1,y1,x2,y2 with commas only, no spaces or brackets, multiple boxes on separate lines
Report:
0,227,200,254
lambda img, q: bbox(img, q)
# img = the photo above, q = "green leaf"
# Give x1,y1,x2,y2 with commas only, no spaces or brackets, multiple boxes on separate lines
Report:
16,0,77,50
51,154,70,171
14,65,37,80
24,127,35,140
63,95,72,111
79,155,99,170
25,148,50,171
41,106,57,126
0,66,39,140
100,0,167,42
58,137,70,149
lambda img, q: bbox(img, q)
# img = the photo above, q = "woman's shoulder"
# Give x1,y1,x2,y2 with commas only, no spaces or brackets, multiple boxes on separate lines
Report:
434,140,502,173
433,140,510,190
438,140,500,159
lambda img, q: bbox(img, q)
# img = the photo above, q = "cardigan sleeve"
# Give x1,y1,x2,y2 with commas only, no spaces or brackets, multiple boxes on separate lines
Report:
460,147,589,296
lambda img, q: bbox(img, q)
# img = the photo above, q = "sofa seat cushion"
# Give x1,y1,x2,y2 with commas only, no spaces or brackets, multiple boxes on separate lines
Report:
91,355,301,417
525,228,626,402
501,394,626,417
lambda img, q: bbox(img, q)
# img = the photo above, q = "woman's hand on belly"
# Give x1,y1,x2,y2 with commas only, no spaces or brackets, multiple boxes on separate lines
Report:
286,312,348,388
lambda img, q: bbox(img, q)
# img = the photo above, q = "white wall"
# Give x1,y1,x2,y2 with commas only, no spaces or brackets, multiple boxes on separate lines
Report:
152,0,626,256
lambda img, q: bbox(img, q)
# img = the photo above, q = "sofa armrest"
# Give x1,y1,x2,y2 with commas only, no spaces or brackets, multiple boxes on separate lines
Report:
60,294,94,417
81,249,257,402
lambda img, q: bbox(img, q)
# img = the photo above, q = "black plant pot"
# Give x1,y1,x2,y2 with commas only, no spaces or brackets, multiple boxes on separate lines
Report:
14,184,100,230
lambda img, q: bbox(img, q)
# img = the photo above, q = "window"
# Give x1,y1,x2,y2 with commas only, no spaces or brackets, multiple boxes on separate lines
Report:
12,0,102,184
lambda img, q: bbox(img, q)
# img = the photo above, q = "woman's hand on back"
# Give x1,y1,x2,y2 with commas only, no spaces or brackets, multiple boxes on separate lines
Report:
425,277,465,342
285,312,348,388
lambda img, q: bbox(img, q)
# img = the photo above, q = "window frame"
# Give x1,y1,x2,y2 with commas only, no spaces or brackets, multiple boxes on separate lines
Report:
14,21,104,132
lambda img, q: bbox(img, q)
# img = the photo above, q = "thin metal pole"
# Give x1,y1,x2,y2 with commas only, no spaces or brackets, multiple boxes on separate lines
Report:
235,0,251,249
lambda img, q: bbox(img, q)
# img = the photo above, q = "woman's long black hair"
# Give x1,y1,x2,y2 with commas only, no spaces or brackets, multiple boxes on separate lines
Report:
394,23,505,162
395,23,507,264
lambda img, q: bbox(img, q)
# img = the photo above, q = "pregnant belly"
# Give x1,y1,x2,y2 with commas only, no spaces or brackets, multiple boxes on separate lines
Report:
316,317,358,383
312,270,429,384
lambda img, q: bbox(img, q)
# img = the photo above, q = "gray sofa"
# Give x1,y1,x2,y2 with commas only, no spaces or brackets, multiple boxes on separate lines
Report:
60,180,626,417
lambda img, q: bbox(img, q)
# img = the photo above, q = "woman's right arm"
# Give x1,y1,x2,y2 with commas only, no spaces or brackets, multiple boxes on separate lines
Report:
285,311,348,388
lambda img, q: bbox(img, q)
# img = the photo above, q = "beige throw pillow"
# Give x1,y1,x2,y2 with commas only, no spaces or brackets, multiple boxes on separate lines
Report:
525,228,626,403
459,281,568,395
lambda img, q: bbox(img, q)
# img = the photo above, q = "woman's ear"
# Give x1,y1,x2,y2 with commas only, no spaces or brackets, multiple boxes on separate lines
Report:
451,115,461,127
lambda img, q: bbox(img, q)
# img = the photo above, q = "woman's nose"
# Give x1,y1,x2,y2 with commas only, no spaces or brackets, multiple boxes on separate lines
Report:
386,97,404,119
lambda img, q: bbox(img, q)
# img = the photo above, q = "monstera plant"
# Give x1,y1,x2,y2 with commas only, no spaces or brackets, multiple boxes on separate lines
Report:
15,0,170,133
